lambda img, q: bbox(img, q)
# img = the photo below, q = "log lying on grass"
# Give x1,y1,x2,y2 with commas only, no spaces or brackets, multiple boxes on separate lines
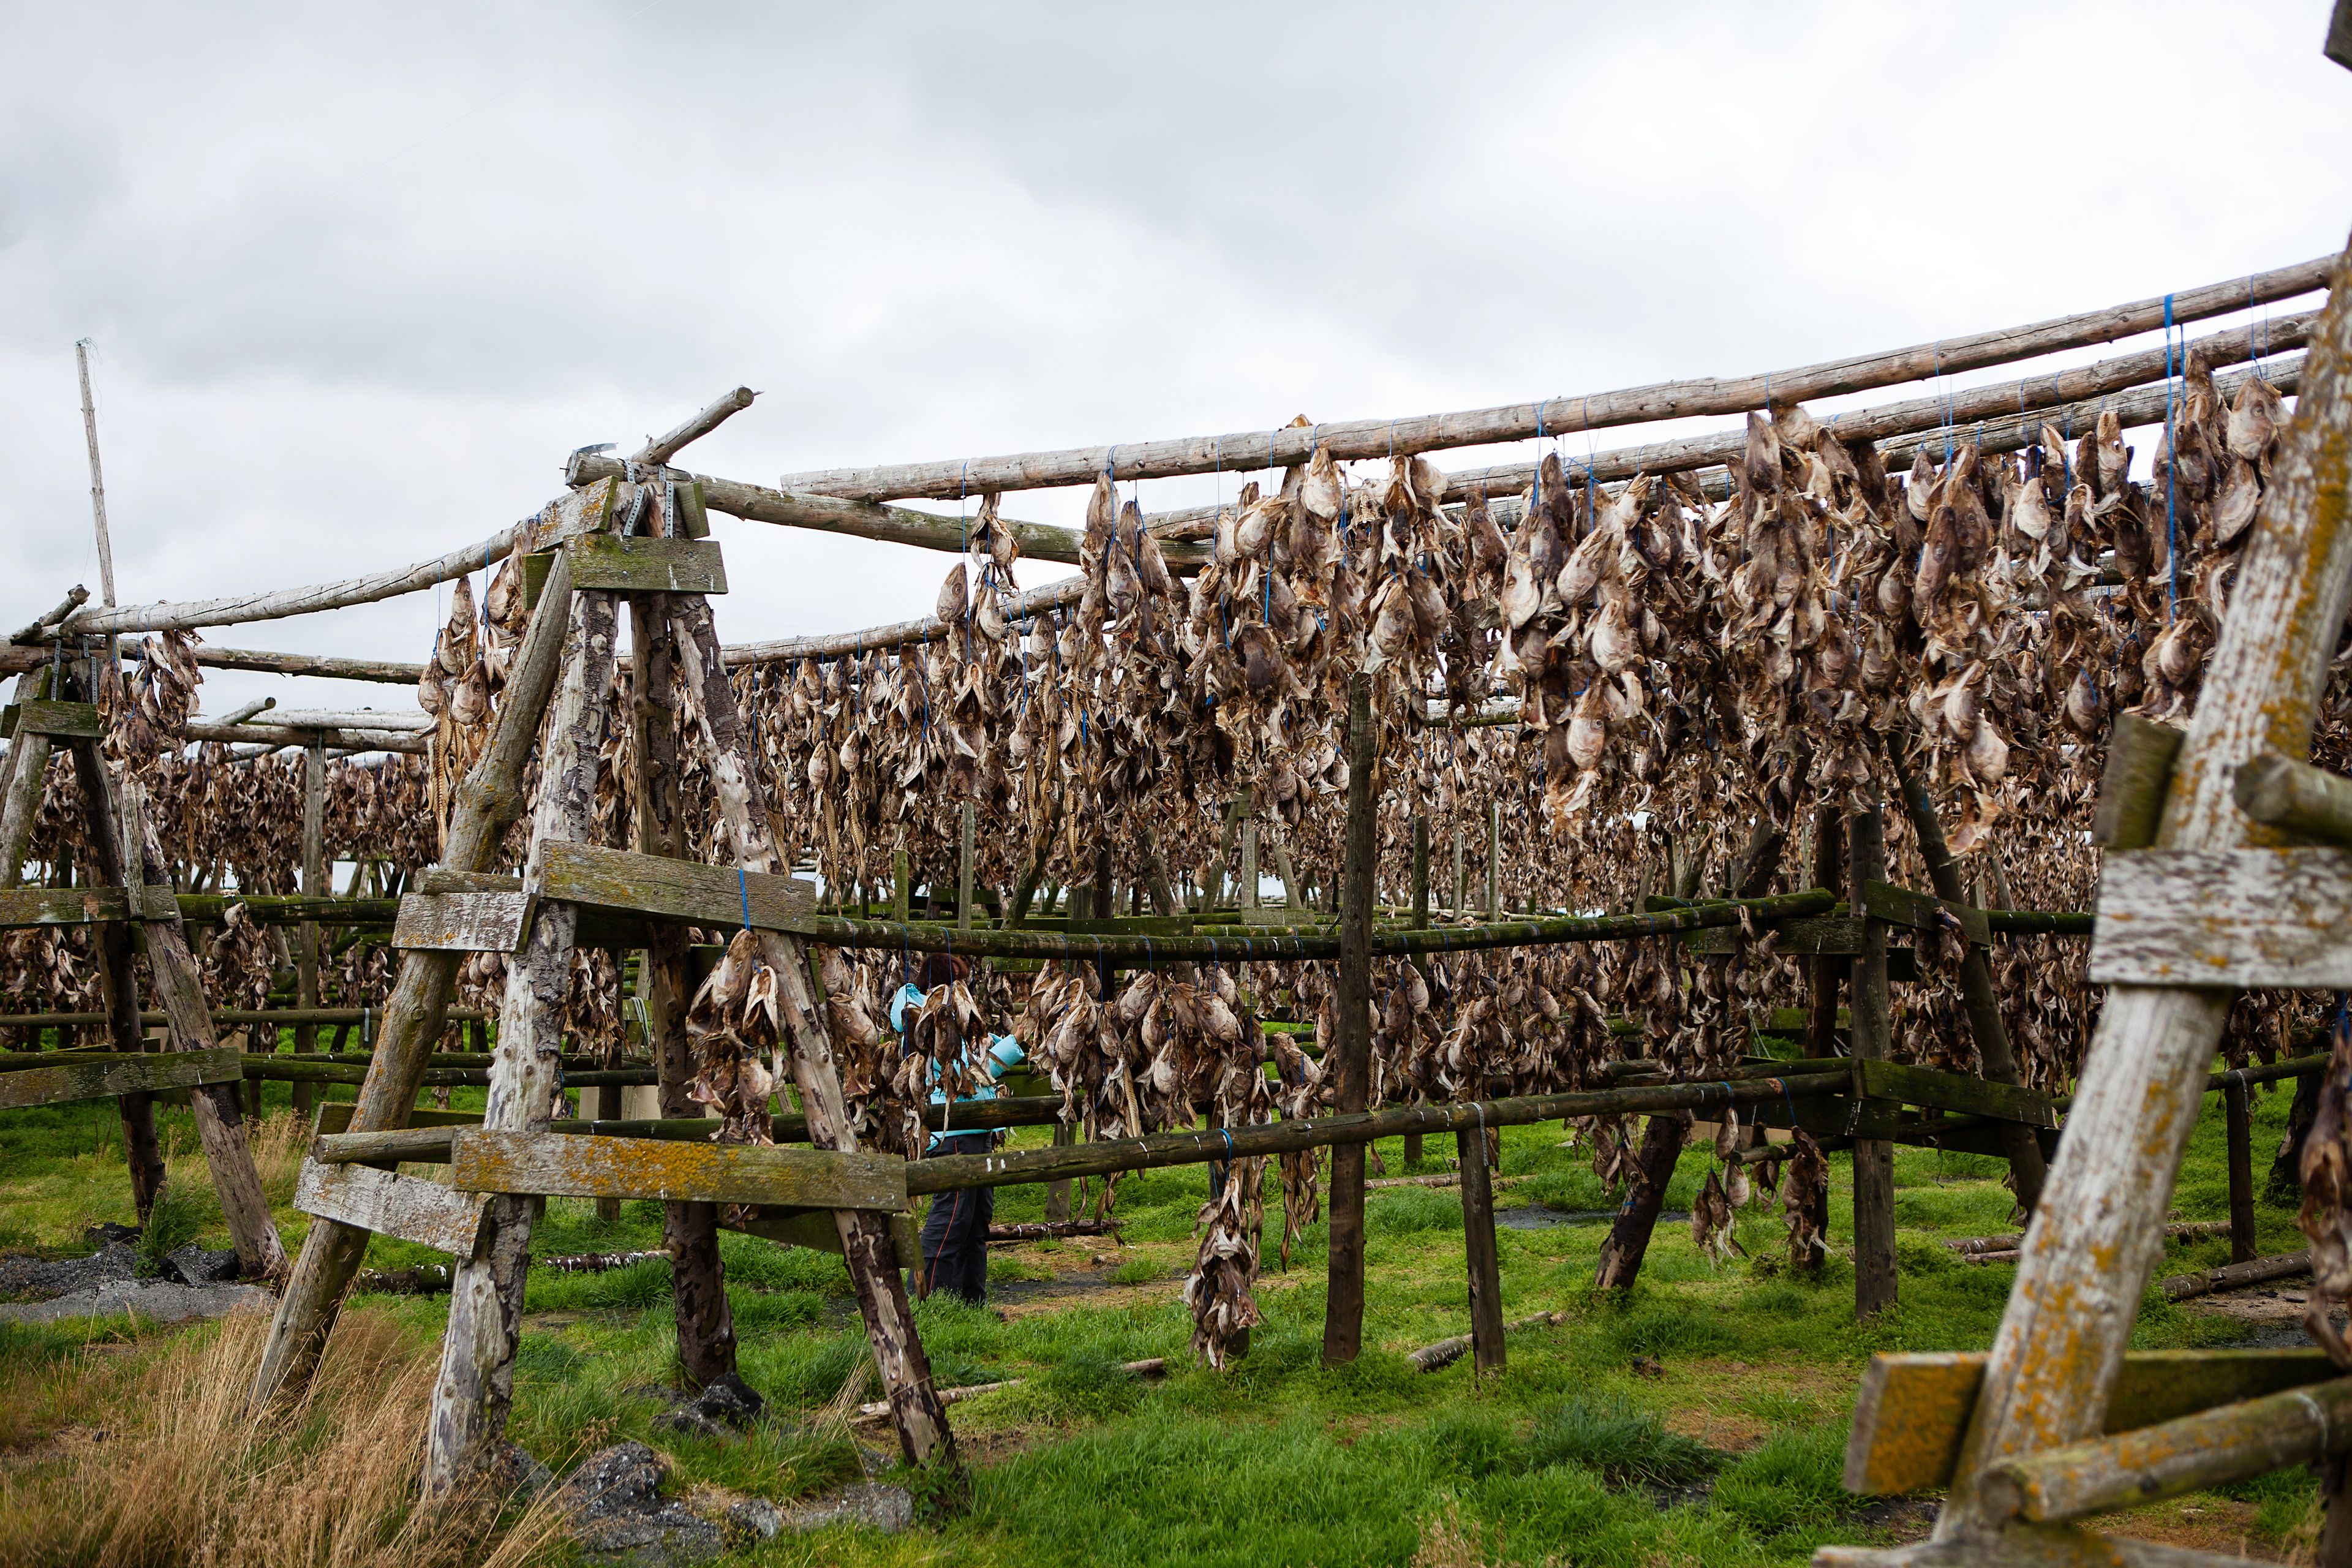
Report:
1408,1309,1570,1373
2157,1250,2312,1302
853,1359,1168,1421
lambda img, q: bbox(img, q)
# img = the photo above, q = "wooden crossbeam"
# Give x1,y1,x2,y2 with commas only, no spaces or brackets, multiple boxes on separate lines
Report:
447,1129,905,1211
0,1045,243,1110
1858,881,1992,946
2090,846,2352,987
1845,1349,2343,1496
392,890,534,952
1860,1060,2056,1130
719,1203,921,1268
519,533,726,608
0,884,179,929
0,699,103,741
294,1159,489,1256
536,840,816,930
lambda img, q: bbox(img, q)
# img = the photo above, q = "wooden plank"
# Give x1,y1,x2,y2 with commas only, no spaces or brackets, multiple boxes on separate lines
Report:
2090,712,2185,850
447,1129,907,1210
413,869,526,896
565,535,727,595
721,1202,920,1268
1858,881,1991,946
1859,1060,2057,1130
2090,847,2352,988
0,884,173,929
0,700,104,741
392,891,534,952
2234,749,2352,850
293,1158,488,1255
1847,1349,2345,1496
537,840,816,932
0,1045,243,1110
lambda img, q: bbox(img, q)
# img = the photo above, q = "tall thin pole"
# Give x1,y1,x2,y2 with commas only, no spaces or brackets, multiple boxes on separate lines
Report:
75,341,118,611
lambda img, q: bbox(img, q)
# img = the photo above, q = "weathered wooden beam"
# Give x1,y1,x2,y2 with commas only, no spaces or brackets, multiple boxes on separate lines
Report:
0,1046,241,1110
2157,1249,2311,1302
0,699,102,740
0,884,179,928
447,1129,905,1211
2090,847,2352,987
294,1159,489,1256
1850,797,1898,1321
392,891,534,952
1858,1061,2057,1130
1324,675,1378,1369
1982,1374,2352,1526
635,386,755,467
6,585,88,646
2223,1074,2258,1265
771,257,2332,500
252,532,582,1412
1936,237,2352,1539
183,720,429,755
1845,1349,2343,1496
909,1072,1850,1196
1857,880,1992,946
2091,714,2187,851
537,839,816,930
2235,749,2352,848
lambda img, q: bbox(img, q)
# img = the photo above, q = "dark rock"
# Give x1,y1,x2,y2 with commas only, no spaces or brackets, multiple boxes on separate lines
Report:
83,1222,141,1248
0,1242,139,1300
784,1482,915,1536
655,1374,766,1438
854,1444,894,1478
500,1443,554,1500
160,1246,239,1286
558,1442,723,1567
723,1498,782,1544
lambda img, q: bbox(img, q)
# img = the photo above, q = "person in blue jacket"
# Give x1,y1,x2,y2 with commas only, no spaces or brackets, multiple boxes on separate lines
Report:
893,956,1026,1304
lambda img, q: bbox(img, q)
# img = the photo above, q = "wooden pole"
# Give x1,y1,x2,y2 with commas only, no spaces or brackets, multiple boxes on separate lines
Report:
1484,799,1501,922
1240,816,1259,911
666,589,959,1474
118,780,288,1280
251,545,581,1411
2224,1073,2258,1266
1272,833,1304,911
293,740,325,1118
59,715,165,1223
1594,1108,1690,1291
1458,1115,1505,1374
1322,675,1378,1369
892,848,910,922
1937,239,2352,1543
1883,738,2048,1214
0,673,54,899
1404,817,1430,1167
1849,796,1898,1321
633,591,735,1387
957,800,976,930
1450,825,1464,914
771,256,2331,501
1806,805,1847,1055
425,584,619,1494
74,342,118,616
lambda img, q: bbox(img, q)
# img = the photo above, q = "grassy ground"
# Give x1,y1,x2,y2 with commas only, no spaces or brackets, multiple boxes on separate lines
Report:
0,1061,2325,1567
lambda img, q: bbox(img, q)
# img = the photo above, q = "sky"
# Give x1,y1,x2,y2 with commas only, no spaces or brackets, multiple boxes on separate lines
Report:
4,1,2350,720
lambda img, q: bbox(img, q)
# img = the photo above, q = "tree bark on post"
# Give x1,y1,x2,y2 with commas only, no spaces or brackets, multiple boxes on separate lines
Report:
426,585,619,1495
633,592,736,1390
1322,675,1378,1370
2224,1072,2257,1265
252,546,581,1412
1883,738,2047,1214
1806,805,1847,1056
668,591,959,1476
1849,796,1898,1321
293,739,325,1118
1458,1115,1506,1373
1404,818,1430,1168
1484,799,1501,922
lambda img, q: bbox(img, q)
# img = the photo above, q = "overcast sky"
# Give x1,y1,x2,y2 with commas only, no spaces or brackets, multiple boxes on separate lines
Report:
5,2,2350,718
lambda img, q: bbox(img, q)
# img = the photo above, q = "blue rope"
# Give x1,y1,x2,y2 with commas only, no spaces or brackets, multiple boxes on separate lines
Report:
738,866,750,930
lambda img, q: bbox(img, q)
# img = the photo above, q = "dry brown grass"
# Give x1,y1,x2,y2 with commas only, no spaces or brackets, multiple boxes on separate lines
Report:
0,1305,567,1568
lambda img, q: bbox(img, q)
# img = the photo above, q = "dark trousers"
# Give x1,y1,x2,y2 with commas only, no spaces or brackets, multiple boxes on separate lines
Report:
913,1134,993,1303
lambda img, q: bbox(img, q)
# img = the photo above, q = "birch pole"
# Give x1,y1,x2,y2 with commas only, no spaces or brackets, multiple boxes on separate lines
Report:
74,342,117,615
1938,235,2352,1539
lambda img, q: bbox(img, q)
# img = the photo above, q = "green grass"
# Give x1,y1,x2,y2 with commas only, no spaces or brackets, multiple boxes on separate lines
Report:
0,1065,2320,1566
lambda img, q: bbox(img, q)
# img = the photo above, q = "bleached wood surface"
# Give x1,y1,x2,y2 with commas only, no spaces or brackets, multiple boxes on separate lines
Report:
295,1159,488,1256
392,891,533,953
2090,848,2352,987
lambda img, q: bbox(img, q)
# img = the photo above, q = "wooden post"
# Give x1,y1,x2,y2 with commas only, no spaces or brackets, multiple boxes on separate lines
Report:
892,847,910,922
1936,241,2352,1541
1484,799,1501,921
957,800,976,929
1458,1117,1505,1374
668,590,959,1474
633,592,734,1386
1240,816,1259,910
1046,1119,1074,1223
1806,805,1847,1056
59,712,166,1223
1849,796,1898,1321
1450,824,1465,914
118,780,288,1280
0,670,54,896
293,738,325,1118
426,584,619,1494
1272,834,1304,911
2224,1073,2257,1265
1411,818,1429,929
1322,675,1378,1369
1884,737,2048,1213
252,543,581,1412
1595,1109,1690,1289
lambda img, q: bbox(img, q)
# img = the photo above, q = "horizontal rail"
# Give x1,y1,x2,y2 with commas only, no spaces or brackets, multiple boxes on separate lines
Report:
772,255,2330,500
907,1072,1852,1194
312,1092,1073,1158
790,889,1833,960
0,1006,488,1028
